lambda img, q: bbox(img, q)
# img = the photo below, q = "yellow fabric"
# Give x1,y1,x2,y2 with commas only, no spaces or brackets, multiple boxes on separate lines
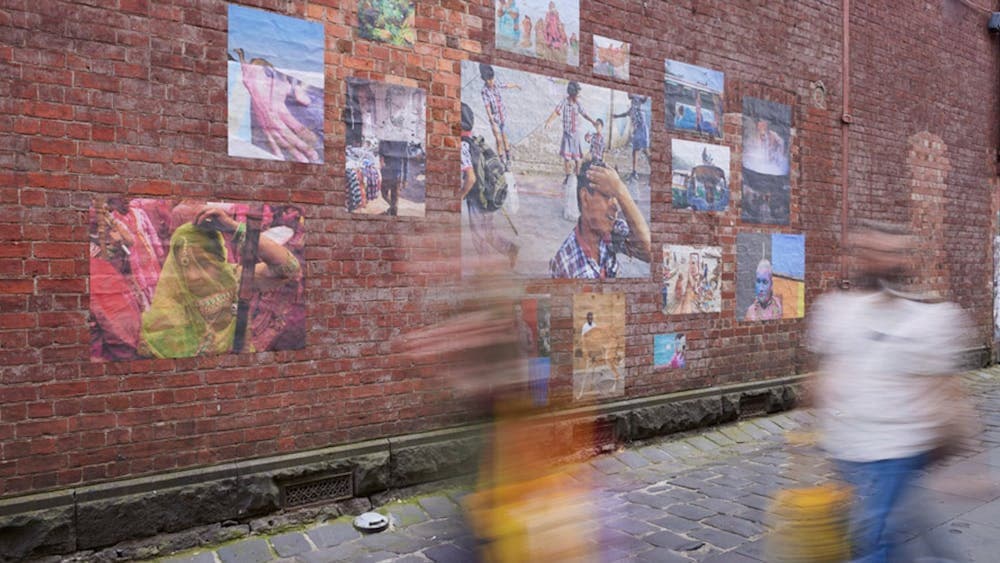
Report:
140,223,239,358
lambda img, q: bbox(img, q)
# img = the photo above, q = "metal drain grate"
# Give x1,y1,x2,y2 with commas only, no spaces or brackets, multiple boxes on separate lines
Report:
739,393,770,417
592,419,617,453
281,473,353,508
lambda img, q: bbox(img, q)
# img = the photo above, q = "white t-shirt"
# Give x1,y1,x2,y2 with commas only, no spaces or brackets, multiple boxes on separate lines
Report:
809,290,968,462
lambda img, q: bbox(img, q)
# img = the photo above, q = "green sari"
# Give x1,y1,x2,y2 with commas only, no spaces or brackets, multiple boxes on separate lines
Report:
140,223,239,358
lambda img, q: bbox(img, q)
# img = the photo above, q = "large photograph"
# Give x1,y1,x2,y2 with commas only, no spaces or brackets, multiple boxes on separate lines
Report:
345,78,427,217
357,0,416,47
89,198,306,361
664,59,724,139
573,293,626,401
741,97,792,225
662,244,722,315
671,139,730,212
460,60,652,278
227,5,324,164
736,233,805,322
494,0,580,67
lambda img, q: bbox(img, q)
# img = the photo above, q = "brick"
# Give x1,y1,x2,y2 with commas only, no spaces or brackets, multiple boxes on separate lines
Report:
29,138,76,155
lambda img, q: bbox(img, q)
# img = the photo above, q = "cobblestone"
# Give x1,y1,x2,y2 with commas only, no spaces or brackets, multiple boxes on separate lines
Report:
129,368,1000,563
217,538,272,563
305,521,359,548
606,517,659,537
269,532,312,558
644,529,697,550
615,450,651,469
422,543,474,563
703,515,763,538
416,496,459,519
689,527,747,550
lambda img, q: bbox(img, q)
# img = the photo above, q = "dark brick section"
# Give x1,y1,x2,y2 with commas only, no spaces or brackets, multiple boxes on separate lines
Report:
33,371,1000,562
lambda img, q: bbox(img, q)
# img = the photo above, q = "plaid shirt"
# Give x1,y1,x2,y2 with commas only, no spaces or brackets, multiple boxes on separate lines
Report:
557,98,590,135
589,132,605,161
461,137,472,171
481,83,509,126
549,218,630,279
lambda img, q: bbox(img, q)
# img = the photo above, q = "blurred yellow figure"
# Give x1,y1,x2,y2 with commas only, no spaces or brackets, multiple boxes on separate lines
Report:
403,255,598,562
464,398,598,562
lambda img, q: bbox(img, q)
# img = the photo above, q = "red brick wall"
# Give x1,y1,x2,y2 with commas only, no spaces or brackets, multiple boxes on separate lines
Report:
1,0,997,498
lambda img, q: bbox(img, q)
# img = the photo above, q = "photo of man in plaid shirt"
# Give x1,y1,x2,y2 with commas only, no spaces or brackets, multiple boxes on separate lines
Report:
550,160,651,278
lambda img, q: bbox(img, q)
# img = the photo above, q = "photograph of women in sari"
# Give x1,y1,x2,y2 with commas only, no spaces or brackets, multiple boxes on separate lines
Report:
89,198,306,361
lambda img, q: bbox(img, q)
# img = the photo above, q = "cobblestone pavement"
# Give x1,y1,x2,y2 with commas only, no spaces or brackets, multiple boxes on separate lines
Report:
155,367,1000,562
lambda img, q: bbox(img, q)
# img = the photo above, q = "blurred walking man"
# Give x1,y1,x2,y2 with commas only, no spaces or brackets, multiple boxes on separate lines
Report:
809,220,970,563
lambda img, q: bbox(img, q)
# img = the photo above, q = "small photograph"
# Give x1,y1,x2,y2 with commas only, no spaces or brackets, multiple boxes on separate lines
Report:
516,296,551,406
495,0,580,67
662,244,722,315
227,5,324,164
593,35,629,81
460,61,652,278
345,78,427,217
736,233,805,322
653,333,686,369
572,293,626,401
357,0,416,47
664,59,724,139
671,139,730,212
741,97,792,225
89,197,307,361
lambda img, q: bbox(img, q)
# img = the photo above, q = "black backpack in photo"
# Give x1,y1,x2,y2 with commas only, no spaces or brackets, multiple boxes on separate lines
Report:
464,136,508,212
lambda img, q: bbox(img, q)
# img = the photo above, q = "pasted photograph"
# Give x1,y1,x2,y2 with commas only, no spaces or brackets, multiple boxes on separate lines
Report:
662,244,722,315
516,296,551,406
345,78,427,217
664,59,724,139
741,97,792,225
460,60,652,279
671,139,730,212
592,35,629,81
227,4,324,164
495,0,580,67
89,197,306,361
573,293,626,400
357,0,416,47
653,333,686,369
736,233,805,322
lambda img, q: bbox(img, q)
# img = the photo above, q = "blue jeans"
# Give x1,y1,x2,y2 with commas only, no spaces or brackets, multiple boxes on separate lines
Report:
835,453,931,563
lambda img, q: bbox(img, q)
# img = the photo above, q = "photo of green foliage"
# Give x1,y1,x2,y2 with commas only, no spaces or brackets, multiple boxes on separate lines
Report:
358,0,416,47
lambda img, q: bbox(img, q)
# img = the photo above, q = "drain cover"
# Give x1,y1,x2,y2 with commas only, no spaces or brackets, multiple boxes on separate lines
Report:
353,512,389,533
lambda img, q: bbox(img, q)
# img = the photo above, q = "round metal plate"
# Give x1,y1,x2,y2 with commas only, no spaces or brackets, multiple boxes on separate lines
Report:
353,511,389,533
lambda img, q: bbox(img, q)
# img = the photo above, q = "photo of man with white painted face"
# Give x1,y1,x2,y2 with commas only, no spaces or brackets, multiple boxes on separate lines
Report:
737,233,805,322
745,259,782,321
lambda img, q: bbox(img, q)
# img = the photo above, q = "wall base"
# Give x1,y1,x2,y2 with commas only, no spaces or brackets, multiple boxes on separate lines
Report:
0,375,805,561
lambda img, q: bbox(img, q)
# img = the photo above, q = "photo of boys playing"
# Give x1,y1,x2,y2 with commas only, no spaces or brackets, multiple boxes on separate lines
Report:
544,80,596,184
460,60,652,278
479,63,520,169
612,93,651,181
